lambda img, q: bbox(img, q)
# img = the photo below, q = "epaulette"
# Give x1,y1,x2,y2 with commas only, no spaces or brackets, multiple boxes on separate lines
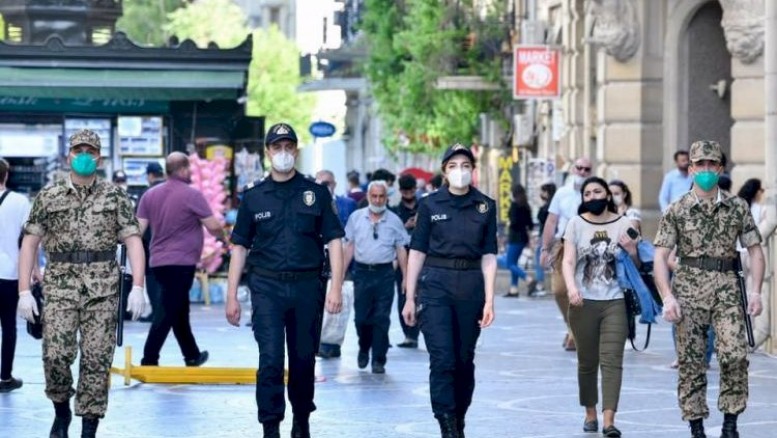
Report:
242,178,265,192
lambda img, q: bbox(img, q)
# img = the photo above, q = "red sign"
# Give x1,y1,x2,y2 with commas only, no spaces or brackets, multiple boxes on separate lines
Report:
513,45,561,100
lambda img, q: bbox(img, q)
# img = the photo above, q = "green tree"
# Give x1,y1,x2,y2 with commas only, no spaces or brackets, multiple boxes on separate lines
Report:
361,0,510,155
116,0,187,47
160,0,315,141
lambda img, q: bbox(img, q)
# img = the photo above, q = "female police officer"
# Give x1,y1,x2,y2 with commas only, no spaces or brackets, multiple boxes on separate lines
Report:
402,144,497,438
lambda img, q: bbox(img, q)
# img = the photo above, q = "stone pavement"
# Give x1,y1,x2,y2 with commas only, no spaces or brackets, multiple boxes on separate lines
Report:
2,293,777,437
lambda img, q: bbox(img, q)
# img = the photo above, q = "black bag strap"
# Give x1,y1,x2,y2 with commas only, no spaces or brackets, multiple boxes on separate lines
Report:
629,323,652,351
0,190,10,207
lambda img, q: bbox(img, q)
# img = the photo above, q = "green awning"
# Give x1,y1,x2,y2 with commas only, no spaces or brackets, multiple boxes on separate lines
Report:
0,67,246,101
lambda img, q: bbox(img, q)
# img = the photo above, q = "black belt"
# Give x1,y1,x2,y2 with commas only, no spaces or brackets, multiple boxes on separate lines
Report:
354,262,393,271
48,250,115,264
424,256,481,271
681,256,736,273
252,266,321,281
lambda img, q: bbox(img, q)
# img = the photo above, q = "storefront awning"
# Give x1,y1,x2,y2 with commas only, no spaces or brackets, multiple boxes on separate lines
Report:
0,67,246,101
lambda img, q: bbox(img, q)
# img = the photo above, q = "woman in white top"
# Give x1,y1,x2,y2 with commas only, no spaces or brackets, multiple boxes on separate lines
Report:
608,180,641,233
562,176,639,438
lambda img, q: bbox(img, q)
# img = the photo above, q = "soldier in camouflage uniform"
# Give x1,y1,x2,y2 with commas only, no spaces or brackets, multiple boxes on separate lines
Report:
16,129,147,438
653,140,765,438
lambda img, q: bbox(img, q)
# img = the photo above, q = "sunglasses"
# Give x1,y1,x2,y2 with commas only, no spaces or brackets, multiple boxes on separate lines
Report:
372,223,379,240
576,165,592,173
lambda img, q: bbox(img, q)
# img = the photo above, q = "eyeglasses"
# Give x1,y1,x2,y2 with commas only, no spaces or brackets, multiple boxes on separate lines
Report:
576,165,592,173
372,222,379,240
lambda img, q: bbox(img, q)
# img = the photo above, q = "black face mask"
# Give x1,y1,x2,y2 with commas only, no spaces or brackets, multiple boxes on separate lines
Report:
583,199,609,215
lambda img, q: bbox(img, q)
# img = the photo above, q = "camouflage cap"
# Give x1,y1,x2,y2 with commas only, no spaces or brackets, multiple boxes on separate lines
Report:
68,129,101,151
689,140,722,163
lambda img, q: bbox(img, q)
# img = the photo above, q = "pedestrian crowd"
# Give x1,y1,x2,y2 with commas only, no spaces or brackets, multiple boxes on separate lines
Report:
0,126,769,438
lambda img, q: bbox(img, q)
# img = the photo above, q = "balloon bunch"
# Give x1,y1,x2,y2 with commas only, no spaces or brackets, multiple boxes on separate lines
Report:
188,153,228,273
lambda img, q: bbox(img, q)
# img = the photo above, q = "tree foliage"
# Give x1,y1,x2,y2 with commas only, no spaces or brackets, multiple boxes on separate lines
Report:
116,0,187,47
149,0,315,141
361,0,511,155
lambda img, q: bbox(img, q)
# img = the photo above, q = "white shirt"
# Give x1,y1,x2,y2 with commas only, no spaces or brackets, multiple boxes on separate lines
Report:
0,190,31,280
548,185,582,238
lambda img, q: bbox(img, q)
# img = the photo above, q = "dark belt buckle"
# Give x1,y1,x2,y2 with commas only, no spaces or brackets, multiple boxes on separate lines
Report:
454,259,469,270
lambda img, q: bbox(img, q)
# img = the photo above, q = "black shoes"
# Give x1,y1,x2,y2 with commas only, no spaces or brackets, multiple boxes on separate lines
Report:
397,339,418,348
720,413,739,438
357,351,369,369
81,417,99,438
583,419,598,433
371,363,386,374
291,416,311,438
602,425,621,437
690,419,706,438
50,401,72,438
140,358,158,366
262,421,280,438
0,377,22,392
185,351,209,367
436,414,459,438
317,344,341,359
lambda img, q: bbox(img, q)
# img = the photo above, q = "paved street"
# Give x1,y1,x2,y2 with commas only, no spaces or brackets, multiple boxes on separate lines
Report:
2,290,777,437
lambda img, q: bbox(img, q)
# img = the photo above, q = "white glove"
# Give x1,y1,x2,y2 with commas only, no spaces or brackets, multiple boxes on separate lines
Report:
748,292,763,317
17,290,39,323
662,294,682,323
127,286,146,321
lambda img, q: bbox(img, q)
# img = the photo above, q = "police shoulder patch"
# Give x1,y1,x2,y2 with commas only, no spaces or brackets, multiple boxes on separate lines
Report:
477,202,488,214
242,178,265,192
303,190,316,206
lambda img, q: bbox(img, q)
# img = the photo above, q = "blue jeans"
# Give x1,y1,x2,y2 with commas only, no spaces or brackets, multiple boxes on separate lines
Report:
535,244,545,283
672,324,715,364
506,243,528,287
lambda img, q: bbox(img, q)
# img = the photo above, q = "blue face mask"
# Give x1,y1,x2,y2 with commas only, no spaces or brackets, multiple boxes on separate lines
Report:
387,188,396,197
693,170,719,192
71,152,97,176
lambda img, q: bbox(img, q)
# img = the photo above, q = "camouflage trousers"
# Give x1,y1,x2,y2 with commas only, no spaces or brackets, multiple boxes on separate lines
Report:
42,275,118,418
674,268,748,421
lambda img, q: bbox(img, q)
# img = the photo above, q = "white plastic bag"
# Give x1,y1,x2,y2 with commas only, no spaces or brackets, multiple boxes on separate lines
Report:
320,280,354,345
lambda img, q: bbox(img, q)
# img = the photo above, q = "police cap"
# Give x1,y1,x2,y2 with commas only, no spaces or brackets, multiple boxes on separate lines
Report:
265,123,298,146
441,143,475,166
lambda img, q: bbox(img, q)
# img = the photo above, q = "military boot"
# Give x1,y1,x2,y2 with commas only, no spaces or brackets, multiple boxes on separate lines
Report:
720,413,739,438
81,416,99,438
50,401,72,438
261,421,280,438
689,419,706,438
436,414,460,438
290,415,310,438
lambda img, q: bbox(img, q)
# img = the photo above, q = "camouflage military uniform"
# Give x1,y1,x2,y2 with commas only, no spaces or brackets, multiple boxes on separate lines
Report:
25,175,139,418
654,181,761,421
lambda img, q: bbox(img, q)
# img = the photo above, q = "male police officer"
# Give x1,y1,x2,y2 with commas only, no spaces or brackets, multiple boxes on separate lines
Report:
654,140,764,438
17,129,146,438
225,123,345,438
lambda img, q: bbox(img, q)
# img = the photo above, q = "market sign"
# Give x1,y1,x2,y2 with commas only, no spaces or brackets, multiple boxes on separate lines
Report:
513,45,561,100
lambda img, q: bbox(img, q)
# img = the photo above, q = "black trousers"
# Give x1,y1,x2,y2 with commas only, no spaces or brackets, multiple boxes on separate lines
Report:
144,260,162,320
142,265,200,363
353,266,395,365
417,267,484,418
394,268,419,341
0,279,18,380
250,274,325,424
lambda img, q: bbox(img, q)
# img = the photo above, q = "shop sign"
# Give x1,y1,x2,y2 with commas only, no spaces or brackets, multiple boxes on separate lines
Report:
513,45,561,100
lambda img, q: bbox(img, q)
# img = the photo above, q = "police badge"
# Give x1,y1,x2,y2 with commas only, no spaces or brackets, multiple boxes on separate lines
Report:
303,190,316,206
477,202,488,214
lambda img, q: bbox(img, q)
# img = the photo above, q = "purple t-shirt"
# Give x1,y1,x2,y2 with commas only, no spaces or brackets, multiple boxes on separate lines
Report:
137,178,214,268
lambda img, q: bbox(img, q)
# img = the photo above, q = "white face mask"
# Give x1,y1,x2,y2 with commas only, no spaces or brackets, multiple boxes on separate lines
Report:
612,194,624,206
447,168,472,189
573,174,586,187
271,151,295,173
368,204,386,214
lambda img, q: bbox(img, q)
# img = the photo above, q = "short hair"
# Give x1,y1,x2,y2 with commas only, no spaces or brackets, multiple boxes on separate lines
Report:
430,173,443,190
540,182,557,200
367,180,388,194
371,168,395,184
674,150,689,161
165,152,190,175
718,174,732,192
0,158,8,183
737,178,762,207
348,174,360,186
316,169,335,181
398,174,417,190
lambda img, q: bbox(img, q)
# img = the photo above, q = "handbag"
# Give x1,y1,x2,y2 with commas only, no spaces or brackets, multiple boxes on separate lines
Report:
623,288,651,351
26,282,44,340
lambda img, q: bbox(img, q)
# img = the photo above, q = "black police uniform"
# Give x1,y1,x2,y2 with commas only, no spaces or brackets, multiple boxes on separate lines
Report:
391,200,420,343
410,185,497,422
230,171,344,425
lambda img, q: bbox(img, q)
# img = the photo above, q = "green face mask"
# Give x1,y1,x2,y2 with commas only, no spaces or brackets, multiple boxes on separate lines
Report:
693,170,719,192
71,152,98,176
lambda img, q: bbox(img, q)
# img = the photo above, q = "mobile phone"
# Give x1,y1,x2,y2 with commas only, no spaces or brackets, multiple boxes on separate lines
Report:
627,228,639,240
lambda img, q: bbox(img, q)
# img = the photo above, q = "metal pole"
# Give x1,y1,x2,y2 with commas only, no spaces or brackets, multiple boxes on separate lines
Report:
764,0,777,353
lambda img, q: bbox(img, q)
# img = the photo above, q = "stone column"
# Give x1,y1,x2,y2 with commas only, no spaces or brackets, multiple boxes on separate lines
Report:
559,0,587,163
593,0,663,237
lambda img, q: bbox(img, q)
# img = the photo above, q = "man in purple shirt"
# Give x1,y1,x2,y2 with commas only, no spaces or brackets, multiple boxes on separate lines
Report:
136,152,224,366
